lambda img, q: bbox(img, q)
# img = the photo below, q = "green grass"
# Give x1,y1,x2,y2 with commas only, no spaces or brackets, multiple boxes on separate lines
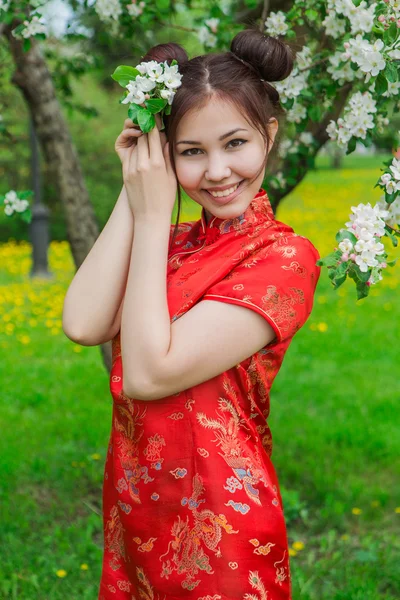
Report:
1,160,399,599
1,73,399,598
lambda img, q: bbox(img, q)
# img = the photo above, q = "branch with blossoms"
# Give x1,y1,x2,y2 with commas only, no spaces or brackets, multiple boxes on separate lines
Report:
2,0,400,299
0,189,32,222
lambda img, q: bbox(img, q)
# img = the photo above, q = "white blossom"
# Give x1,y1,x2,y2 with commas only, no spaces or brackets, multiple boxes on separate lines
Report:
299,132,314,146
322,12,347,38
264,11,289,37
270,171,287,189
389,157,400,181
94,0,122,22
0,0,10,11
126,1,145,17
339,239,354,253
198,25,217,48
3,190,29,217
286,101,307,123
204,18,220,33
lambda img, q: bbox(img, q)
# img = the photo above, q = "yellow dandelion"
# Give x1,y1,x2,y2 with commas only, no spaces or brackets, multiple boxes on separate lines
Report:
371,500,380,508
80,564,89,571
73,346,82,353
71,461,78,467
56,569,67,578
292,541,305,551
352,507,362,515
317,322,328,332
79,461,85,467
90,453,101,460
317,296,327,304
288,548,297,557
340,534,349,541
395,507,400,514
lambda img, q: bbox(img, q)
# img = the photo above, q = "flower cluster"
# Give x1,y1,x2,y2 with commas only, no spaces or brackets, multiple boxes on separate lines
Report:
264,11,290,37
326,91,377,150
12,14,47,39
198,18,220,48
95,0,122,21
122,60,181,106
325,0,377,37
112,59,182,132
274,46,313,105
0,190,32,222
379,157,400,195
317,154,400,297
126,0,145,18
340,202,388,275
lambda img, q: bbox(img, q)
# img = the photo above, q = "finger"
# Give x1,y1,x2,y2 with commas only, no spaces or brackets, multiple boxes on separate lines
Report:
124,118,140,130
134,131,149,171
148,121,164,164
116,128,143,147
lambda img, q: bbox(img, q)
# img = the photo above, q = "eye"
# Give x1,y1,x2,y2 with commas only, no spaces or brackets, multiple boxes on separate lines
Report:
180,138,248,156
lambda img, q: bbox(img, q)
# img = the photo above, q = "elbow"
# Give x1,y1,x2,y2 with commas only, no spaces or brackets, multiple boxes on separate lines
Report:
123,375,156,402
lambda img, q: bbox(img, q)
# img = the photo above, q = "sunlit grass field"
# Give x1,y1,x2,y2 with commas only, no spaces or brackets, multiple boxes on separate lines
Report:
1,161,399,599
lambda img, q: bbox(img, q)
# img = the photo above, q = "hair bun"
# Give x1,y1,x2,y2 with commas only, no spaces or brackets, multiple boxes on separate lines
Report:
230,28,294,82
141,42,189,67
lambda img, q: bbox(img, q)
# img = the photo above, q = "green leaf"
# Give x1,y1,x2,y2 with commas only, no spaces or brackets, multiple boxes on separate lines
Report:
308,105,322,122
137,110,155,133
111,66,140,88
155,0,170,9
144,98,167,114
384,22,398,45
375,72,388,95
23,38,31,52
352,264,371,283
21,210,32,224
384,229,398,247
335,230,357,244
305,9,318,21
385,62,398,83
333,274,347,289
346,136,357,155
19,190,33,200
316,253,340,267
164,103,172,116
356,281,370,300
385,190,398,205
387,258,397,267
128,103,143,124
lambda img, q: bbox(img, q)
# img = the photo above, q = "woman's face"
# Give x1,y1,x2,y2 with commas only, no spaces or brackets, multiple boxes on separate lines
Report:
173,95,278,224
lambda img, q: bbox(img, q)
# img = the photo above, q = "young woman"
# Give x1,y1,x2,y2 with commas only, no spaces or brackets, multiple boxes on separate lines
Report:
63,28,321,600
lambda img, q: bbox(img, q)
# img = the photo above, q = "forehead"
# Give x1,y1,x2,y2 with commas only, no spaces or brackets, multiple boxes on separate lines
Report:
176,95,252,139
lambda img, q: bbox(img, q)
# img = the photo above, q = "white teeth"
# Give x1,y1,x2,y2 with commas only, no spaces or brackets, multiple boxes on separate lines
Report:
209,182,240,198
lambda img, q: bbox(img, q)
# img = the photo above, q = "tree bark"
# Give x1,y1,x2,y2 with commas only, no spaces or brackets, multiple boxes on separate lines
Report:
2,26,112,373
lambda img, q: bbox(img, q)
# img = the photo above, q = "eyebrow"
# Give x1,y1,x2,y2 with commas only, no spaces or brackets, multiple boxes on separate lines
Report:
176,128,248,146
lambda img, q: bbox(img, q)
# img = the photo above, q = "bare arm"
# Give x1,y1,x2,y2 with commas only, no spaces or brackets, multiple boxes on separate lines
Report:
62,183,134,345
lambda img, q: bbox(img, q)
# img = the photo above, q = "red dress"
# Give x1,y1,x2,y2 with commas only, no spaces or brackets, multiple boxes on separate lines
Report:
99,188,321,600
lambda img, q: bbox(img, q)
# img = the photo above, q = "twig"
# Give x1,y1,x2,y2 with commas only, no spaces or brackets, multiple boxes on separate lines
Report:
259,0,270,32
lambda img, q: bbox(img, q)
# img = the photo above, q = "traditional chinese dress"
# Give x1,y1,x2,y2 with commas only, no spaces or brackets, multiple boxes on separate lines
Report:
99,187,321,600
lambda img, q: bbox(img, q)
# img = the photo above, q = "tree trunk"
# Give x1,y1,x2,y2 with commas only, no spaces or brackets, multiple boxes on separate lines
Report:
2,26,112,373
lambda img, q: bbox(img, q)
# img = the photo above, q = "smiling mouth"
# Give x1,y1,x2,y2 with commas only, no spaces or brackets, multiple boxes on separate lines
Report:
203,180,245,198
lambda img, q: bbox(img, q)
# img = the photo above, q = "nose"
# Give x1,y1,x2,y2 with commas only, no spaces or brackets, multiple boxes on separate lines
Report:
205,154,232,183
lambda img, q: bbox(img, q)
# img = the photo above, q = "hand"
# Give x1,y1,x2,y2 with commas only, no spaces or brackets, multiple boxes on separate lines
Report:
115,113,177,220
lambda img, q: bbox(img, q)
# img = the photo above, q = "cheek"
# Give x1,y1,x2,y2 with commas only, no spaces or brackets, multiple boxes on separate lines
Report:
174,159,202,188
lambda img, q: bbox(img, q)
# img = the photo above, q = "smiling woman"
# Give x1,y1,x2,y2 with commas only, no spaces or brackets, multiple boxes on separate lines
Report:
90,27,322,600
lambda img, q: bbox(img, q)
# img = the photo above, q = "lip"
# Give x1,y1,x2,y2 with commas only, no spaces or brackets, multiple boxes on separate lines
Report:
203,180,245,205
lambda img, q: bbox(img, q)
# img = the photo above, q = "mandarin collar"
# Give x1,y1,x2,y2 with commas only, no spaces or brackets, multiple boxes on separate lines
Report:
198,187,275,245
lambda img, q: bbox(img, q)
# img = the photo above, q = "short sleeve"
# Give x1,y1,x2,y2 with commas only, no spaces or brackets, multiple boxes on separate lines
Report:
202,236,321,345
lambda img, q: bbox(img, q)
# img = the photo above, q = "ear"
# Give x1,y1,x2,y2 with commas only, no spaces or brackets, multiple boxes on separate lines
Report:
266,118,279,152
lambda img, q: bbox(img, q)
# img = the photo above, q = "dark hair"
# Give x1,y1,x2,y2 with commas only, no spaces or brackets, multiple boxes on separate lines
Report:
141,28,294,250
